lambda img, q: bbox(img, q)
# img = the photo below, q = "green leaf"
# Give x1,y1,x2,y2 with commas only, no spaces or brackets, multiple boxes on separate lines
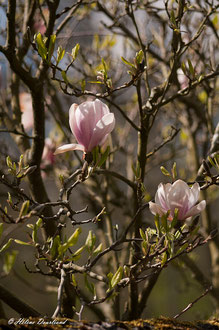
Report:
92,146,99,165
26,224,34,230
7,192,13,206
57,46,65,64
88,80,103,84
36,218,43,229
161,212,169,231
171,208,178,228
85,230,96,253
141,240,148,255
160,166,171,177
18,200,30,219
187,59,195,78
135,50,144,64
71,274,77,287
50,235,61,259
71,245,85,260
161,251,168,266
121,56,135,68
3,250,18,274
6,155,12,168
84,274,96,296
59,228,82,257
71,43,80,61
81,79,86,92
97,146,110,168
154,214,160,235
48,34,56,63
67,227,81,246
176,242,189,255
171,162,177,180
181,62,187,75
107,272,113,291
139,228,146,241
170,10,176,25
214,155,219,168
101,58,107,79
14,239,31,246
61,71,68,84
32,219,42,244
93,243,103,256
111,266,123,288
36,33,47,60
0,223,3,239
0,238,13,253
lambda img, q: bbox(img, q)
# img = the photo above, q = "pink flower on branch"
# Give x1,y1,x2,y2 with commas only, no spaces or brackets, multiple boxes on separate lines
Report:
54,99,115,155
149,179,206,221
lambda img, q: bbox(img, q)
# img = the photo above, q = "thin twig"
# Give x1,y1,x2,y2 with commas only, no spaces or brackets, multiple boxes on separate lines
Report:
52,268,66,318
173,286,212,319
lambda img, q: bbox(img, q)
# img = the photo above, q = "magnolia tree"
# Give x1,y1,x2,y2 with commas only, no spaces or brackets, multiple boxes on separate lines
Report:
0,0,219,322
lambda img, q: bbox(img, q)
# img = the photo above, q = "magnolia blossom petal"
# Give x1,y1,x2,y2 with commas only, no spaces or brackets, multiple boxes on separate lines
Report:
54,143,84,155
88,113,115,152
150,179,206,221
57,99,115,155
184,200,206,219
149,202,166,217
69,103,79,136
167,180,190,218
155,183,171,211
93,99,110,120
188,182,200,208
72,103,95,150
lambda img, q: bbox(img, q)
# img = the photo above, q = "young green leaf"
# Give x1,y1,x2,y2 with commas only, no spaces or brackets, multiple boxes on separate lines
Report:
97,146,110,168
14,239,31,246
160,166,171,177
139,228,146,241
3,250,18,274
111,266,123,288
187,59,195,78
36,33,47,60
71,274,77,287
50,235,61,259
57,46,65,64
176,242,189,255
67,227,81,246
18,200,30,219
71,43,80,61
121,56,135,68
48,34,56,63
85,230,96,253
161,251,168,266
6,156,12,168
61,71,68,84
84,274,96,296
0,238,13,253
0,223,3,239
93,243,103,256
135,50,144,65
171,162,177,180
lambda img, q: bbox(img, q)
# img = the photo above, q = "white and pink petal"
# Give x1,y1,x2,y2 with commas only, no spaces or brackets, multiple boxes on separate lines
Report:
149,202,166,217
184,200,206,219
54,143,85,155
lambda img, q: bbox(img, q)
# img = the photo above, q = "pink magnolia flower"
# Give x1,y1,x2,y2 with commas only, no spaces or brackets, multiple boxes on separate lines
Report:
19,92,34,131
149,179,206,221
33,8,49,35
42,138,56,167
54,99,115,155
